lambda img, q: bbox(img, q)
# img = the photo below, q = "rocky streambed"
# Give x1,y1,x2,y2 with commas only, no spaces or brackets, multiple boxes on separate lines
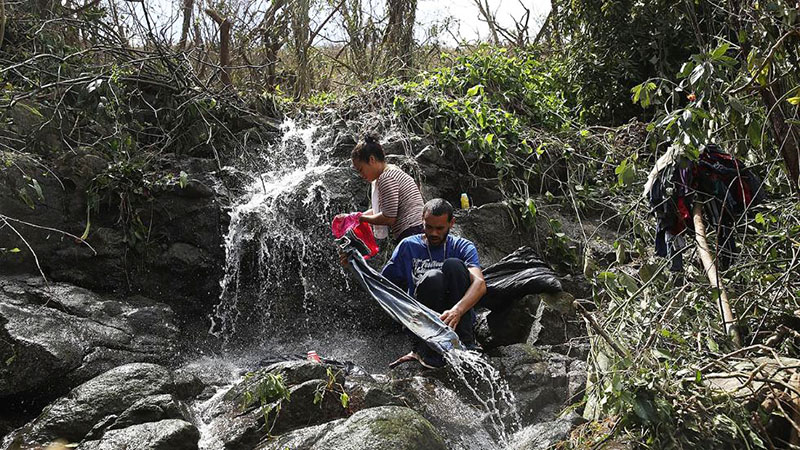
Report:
0,115,607,449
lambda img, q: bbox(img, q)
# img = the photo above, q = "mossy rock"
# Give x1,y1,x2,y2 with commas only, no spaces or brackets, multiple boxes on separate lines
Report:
310,406,447,450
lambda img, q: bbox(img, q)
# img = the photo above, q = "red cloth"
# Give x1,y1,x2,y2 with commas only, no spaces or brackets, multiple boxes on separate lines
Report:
331,212,379,259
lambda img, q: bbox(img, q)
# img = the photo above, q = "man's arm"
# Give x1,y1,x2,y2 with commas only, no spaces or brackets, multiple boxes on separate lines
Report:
439,266,486,330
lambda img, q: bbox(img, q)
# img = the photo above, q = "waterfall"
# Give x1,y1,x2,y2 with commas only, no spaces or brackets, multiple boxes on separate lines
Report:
210,117,362,343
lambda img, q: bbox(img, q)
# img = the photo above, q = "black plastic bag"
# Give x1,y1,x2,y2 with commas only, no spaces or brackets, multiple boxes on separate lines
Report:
478,246,562,310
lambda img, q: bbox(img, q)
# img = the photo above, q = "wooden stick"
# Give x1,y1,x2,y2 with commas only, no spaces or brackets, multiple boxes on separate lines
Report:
692,201,742,347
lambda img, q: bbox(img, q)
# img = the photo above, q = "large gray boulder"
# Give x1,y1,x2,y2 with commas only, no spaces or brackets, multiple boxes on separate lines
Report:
0,276,177,403
255,419,345,450
1,363,185,449
201,361,351,450
79,419,199,450
0,152,224,319
491,344,586,423
310,406,447,450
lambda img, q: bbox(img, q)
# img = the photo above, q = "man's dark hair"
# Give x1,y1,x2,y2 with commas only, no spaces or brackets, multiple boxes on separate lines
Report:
351,132,385,163
423,198,454,221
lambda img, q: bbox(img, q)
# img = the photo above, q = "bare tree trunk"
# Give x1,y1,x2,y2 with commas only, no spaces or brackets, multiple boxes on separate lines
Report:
178,0,194,50
384,0,417,77
205,8,233,88
0,0,5,50
533,4,553,46
107,0,128,46
692,202,742,347
290,0,312,98
473,0,500,44
761,85,800,195
262,0,287,90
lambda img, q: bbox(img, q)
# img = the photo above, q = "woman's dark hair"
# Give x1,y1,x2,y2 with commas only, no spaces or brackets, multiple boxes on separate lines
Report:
351,133,385,163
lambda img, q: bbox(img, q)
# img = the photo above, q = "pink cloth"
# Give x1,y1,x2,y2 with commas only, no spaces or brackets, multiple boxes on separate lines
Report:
331,212,379,259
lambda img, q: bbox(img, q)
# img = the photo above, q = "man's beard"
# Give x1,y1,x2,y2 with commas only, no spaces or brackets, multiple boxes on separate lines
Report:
425,229,450,247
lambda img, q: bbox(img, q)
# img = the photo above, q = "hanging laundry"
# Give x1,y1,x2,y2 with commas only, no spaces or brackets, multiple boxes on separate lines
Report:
645,144,765,271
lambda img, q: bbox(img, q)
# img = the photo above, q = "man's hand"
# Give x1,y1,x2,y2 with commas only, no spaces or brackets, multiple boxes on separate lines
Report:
439,308,462,330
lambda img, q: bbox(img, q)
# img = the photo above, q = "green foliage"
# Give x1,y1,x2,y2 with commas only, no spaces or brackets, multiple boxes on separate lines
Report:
546,0,722,124
241,372,291,434
313,367,350,410
392,46,570,173
630,0,799,174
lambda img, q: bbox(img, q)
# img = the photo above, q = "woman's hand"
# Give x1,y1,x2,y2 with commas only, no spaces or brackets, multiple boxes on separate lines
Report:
338,250,350,268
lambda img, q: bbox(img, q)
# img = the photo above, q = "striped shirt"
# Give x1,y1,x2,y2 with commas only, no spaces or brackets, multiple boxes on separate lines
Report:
376,165,424,237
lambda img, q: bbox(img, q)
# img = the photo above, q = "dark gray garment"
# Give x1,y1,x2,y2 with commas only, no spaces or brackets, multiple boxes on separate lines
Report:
338,233,462,354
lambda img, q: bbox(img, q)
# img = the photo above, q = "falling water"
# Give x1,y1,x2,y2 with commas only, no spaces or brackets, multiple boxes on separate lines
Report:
444,350,521,445
197,116,542,450
210,117,350,342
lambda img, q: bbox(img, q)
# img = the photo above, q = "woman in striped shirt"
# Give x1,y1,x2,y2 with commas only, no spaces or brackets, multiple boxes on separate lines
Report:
351,134,425,243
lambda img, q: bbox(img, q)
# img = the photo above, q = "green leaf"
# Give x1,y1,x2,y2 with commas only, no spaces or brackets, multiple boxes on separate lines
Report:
706,336,719,352
179,171,188,189
525,198,537,218
755,213,766,225
340,392,349,409
689,64,705,85
484,133,494,145
466,84,483,96
695,370,702,383
633,397,655,424
8,248,21,253
711,42,730,59
788,96,800,105
18,188,34,209
19,102,44,119
615,158,635,187
29,179,44,201
81,205,92,240
597,271,617,283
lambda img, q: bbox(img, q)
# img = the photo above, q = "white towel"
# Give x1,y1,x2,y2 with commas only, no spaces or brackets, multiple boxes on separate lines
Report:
371,180,389,239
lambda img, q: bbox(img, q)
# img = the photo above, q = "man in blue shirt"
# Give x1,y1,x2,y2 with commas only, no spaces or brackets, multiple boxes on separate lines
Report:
381,198,487,368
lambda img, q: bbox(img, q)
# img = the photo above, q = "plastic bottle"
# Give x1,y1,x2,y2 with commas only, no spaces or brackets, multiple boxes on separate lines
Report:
460,193,470,209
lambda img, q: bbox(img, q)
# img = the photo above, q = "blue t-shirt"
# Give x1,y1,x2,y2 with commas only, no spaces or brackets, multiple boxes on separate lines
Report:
381,234,481,297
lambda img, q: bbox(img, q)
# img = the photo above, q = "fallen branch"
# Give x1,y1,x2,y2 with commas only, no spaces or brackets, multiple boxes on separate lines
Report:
693,201,742,347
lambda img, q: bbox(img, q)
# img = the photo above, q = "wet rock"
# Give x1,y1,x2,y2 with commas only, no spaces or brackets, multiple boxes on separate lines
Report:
222,361,340,405
453,203,540,266
79,419,199,450
385,373,506,449
529,292,585,346
203,363,350,450
156,242,213,273
101,394,191,433
476,294,542,349
2,363,177,449
0,277,177,404
255,419,345,450
172,369,206,401
510,412,585,450
270,379,350,434
310,406,447,450
491,344,585,423
0,153,225,320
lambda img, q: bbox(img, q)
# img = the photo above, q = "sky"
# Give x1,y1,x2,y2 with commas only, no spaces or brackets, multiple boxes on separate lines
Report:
416,0,551,44
128,0,551,46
